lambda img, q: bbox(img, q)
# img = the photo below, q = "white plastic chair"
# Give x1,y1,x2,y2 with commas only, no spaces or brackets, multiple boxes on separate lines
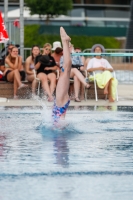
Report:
33,69,60,96
92,71,118,101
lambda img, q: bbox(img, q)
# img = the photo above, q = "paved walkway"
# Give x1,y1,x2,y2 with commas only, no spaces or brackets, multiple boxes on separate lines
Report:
0,84,133,107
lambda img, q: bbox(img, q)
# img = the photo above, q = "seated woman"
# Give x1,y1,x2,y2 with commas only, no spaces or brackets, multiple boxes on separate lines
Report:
51,44,63,69
74,47,86,70
60,43,91,102
4,47,28,99
35,43,58,101
87,44,118,102
25,45,40,98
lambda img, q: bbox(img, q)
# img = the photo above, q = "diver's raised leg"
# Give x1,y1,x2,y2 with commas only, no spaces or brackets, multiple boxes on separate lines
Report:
55,27,71,107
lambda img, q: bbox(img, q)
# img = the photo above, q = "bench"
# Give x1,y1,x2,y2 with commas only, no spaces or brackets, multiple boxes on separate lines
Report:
0,80,106,100
0,81,32,99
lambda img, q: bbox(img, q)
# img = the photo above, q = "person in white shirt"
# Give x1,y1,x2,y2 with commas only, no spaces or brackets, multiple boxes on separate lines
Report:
87,44,118,102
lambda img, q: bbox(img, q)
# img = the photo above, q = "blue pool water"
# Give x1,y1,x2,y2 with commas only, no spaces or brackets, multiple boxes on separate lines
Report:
0,106,133,200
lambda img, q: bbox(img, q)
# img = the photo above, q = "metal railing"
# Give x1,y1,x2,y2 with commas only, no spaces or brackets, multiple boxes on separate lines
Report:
83,48,133,63
83,48,133,84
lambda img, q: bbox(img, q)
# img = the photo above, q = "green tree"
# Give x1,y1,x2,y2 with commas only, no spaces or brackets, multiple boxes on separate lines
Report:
25,0,72,23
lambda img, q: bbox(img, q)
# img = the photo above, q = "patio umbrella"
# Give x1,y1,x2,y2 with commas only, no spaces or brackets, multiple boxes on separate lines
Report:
0,11,9,58
0,11,9,43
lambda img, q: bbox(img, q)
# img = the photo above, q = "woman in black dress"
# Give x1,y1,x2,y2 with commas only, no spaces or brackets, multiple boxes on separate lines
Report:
35,43,58,101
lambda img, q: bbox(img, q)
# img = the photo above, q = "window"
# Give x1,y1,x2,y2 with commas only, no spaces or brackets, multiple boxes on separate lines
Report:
86,9,104,17
105,9,130,18
77,0,131,4
69,8,85,17
73,0,83,3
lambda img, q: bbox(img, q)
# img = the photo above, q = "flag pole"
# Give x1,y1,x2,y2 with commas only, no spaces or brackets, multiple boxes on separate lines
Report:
4,0,8,31
4,0,8,56
20,0,24,61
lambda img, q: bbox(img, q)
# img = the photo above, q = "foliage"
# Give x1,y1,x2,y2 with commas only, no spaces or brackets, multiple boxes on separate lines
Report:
24,25,121,50
24,0,72,22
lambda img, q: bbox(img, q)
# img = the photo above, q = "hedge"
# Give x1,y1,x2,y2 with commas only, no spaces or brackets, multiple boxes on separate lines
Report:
24,25,121,50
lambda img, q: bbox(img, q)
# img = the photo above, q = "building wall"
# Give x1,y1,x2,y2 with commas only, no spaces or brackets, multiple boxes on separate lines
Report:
0,0,131,31
73,0,131,4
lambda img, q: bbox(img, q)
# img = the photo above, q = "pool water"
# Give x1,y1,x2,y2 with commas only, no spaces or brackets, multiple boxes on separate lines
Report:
0,106,133,200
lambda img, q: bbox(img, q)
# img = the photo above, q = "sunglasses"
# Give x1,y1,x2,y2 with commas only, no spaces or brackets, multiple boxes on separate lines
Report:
12,51,18,53
45,48,51,51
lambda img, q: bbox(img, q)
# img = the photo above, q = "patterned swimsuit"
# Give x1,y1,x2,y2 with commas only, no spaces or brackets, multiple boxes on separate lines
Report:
52,99,70,123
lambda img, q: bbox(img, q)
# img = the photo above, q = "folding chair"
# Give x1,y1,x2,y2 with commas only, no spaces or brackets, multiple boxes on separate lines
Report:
33,69,60,96
92,71,118,101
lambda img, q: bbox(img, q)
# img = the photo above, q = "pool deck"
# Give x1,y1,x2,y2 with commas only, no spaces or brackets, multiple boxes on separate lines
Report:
0,84,133,107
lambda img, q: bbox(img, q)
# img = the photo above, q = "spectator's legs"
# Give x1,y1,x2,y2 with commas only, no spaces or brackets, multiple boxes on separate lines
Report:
37,73,53,100
7,69,28,89
70,68,90,88
104,80,110,95
108,79,115,102
73,75,80,101
13,77,18,98
27,74,37,95
47,73,56,96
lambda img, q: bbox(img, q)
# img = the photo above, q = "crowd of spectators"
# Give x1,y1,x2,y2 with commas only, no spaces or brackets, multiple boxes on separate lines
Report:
0,42,117,102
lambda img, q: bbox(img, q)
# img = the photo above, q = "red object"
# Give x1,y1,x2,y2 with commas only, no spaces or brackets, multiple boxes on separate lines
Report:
13,19,20,28
0,11,9,43
0,74,3,80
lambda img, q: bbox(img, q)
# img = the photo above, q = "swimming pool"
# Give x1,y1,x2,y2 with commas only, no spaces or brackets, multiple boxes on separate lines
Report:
0,106,133,200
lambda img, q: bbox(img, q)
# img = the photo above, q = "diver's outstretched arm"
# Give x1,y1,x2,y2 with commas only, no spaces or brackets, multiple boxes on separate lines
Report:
55,27,71,107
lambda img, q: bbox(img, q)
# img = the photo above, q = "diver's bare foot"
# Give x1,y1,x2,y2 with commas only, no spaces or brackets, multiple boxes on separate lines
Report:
60,27,71,42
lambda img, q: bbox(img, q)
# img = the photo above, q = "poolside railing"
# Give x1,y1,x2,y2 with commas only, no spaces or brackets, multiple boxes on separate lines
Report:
83,49,133,84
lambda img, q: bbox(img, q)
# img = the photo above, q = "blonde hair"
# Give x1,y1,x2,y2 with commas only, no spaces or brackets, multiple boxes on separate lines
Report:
7,46,18,63
43,43,52,55
43,43,51,48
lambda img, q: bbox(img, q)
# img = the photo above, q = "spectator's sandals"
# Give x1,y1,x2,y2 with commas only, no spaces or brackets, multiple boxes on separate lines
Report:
18,84,28,90
85,83,91,89
13,95,18,99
